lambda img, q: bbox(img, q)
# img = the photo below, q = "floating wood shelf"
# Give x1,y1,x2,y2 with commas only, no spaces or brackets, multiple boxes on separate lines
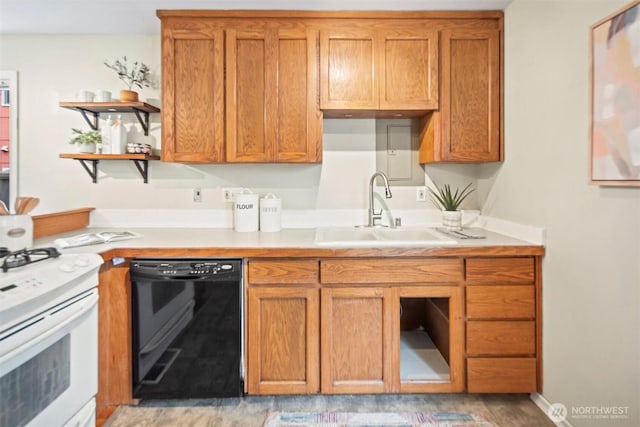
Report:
59,101,161,135
59,153,160,184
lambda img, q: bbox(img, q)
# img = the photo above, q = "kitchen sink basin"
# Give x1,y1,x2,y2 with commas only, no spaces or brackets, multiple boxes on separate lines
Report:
314,227,457,247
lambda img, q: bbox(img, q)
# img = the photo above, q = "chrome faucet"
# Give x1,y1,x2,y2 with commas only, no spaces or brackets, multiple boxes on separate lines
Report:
367,171,393,227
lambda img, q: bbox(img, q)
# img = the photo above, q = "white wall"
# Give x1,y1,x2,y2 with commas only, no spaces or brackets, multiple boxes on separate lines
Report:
482,0,640,425
0,34,479,219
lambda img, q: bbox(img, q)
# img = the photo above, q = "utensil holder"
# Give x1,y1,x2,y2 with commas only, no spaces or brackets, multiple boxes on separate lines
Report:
0,215,34,251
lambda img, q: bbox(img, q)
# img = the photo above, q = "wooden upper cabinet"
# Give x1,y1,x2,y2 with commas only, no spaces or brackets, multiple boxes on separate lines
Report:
226,28,272,162
379,29,438,110
320,26,438,114
159,12,502,164
161,23,225,162
421,28,501,163
226,26,322,163
320,29,378,110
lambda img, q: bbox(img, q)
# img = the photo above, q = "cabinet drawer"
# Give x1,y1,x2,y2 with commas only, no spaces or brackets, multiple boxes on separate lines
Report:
466,321,535,355
466,285,535,319
248,259,319,284
465,258,534,284
321,258,462,284
467,357,537,393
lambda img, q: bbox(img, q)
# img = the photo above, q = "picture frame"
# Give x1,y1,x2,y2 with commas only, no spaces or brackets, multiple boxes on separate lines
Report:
590,0,640,186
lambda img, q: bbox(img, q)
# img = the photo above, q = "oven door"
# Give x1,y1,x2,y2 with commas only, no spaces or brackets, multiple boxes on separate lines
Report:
0,289,98,427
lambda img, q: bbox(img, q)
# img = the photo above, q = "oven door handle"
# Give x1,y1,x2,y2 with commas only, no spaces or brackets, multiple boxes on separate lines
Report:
0,291,98,364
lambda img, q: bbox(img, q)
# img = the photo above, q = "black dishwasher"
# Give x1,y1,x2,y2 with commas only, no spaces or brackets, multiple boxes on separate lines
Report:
130,258,243,399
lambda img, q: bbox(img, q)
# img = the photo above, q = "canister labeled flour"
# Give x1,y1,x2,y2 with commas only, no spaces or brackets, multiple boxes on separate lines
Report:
0,215,34,250
260,193,282,232
233,189,259,232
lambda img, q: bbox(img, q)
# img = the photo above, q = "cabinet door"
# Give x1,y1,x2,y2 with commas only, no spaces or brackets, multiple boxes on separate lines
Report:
161,24,225,162
226,28,274,162
275,28,322,162
320,29,378,110
227,27,322,163
379,29,439,110
321,287,397,394
247,286,319,394
421,28,500,163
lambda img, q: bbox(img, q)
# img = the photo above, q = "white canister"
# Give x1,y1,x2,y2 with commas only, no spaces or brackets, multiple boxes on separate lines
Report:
0,215,34,251
260,193,282,232
234,189,259,232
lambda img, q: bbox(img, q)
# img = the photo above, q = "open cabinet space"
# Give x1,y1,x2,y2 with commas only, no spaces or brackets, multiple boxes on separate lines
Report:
400,297,451,382
396,290,463,393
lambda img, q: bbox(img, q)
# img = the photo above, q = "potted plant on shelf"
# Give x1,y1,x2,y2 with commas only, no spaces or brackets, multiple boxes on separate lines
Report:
69,128,101,154
428,183,475,231
104,56,151,102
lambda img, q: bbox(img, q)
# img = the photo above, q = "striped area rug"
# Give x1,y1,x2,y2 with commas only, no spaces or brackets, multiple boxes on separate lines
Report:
263,411,495,427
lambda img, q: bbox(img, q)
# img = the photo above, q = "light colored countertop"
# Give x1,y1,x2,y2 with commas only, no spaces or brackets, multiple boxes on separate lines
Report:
35,226,545,259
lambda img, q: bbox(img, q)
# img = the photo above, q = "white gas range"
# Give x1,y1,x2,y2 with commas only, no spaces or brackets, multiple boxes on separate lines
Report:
0,247,103,427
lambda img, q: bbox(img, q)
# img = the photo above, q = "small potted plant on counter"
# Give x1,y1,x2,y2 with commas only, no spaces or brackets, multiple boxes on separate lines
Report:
104,56,151,102
428,183,475,231
68,128,101,153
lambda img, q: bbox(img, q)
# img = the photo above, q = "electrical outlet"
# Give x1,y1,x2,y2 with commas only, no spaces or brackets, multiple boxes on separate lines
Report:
416,186,427,202
221,187,243,203
193,188,202,203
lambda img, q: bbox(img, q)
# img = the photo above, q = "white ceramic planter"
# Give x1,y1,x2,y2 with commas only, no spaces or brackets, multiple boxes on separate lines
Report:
76,143,96,154
442,210,462,231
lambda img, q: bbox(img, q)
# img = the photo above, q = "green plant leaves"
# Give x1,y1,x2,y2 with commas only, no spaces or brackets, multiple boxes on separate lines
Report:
104,56,151,91
69,128,102,144
428,182,474,211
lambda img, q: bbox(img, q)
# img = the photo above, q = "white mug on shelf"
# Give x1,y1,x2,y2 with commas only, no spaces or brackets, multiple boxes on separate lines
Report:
95,90,112,102
77,90,95,102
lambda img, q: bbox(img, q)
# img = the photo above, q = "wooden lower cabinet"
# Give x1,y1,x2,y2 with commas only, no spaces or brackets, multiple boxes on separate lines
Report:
321,287,397,394
246,286,319,394
96,261,133,418
244,255,542,396
464,256,540,393
467,358,537,393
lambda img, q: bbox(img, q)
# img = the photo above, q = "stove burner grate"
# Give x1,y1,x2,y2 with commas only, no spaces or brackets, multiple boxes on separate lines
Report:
1,247,61,272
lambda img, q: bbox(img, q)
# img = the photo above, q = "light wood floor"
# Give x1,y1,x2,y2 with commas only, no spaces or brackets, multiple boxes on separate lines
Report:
103,394,555,427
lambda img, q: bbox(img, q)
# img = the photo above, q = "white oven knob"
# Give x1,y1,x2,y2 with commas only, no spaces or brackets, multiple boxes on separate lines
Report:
59,263,76,273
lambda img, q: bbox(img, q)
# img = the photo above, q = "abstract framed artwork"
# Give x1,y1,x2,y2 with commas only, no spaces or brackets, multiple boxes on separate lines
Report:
590,0,640,186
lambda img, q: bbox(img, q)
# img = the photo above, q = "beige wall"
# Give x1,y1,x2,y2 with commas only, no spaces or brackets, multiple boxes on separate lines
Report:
482,0,640,425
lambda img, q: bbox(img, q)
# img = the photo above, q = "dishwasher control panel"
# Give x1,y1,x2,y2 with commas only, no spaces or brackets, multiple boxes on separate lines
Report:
130,258,242,279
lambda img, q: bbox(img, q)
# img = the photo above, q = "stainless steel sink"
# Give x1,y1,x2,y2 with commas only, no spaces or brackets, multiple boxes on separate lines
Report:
314,227,457,247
